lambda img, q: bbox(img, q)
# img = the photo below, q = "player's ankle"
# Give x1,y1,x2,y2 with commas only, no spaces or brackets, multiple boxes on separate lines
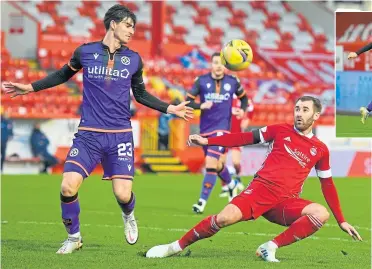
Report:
69,232,81,238
172,240,183,251
269,240,279,249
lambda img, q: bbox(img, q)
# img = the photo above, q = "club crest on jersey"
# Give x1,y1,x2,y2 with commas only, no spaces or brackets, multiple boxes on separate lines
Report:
310,147,317,156
69,148,79,157
224,83,231,91
207,83,211,89
121,56,130,65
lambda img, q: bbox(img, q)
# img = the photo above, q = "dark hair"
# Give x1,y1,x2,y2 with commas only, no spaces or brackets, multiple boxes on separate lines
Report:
211,52,220,61
104,4,136,30
295,96,322,113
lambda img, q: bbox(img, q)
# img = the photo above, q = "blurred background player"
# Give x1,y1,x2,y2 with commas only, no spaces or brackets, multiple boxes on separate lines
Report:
186,52,248,213
1,108,13,172
146,96,362,261
348,42,372,124
30,122,58,174
220,98,254,197
4,4,193,254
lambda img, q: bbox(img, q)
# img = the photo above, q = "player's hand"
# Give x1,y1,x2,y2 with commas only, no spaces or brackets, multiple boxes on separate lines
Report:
347,52,358,59
232,108,244,119
3,82,34,98
188,134,208,146
200,101,213,110
340,222,362,241
167,101,194,121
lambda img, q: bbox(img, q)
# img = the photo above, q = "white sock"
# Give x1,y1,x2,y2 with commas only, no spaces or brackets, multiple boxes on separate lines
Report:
227,180,236,189
172,241,182,251
69,232,80,238
268,240,278,249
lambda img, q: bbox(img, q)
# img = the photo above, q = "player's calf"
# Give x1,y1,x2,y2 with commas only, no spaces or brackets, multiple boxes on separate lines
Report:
302,203,330,224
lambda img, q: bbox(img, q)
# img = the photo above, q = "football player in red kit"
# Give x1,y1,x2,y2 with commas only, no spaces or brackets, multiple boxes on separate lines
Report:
146,96,362,262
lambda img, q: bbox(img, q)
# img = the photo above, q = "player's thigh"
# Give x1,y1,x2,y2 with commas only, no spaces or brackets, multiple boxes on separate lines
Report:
64,130,103,179
102,132,134,181
263,198,313,226
231,148,241,164
230,180,280,221
205,155,218,168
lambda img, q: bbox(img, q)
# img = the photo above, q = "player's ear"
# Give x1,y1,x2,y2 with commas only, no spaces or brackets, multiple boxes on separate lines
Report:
313,112,320,121
110,20,116,30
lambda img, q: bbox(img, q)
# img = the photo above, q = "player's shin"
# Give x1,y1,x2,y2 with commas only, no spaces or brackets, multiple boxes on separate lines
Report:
117,191,136,215
194,169,217,212
60,193,81,236
272,214,323,247
178,215,221,249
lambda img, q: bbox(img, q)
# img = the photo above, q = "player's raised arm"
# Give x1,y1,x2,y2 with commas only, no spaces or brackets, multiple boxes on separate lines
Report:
186,77,213,110
4,46,83,98
131,57,193,121
316,146,362,241
348,42,372,59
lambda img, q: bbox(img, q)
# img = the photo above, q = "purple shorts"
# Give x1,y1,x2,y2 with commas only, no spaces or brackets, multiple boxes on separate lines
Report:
64,130,134,180
202,131,228,160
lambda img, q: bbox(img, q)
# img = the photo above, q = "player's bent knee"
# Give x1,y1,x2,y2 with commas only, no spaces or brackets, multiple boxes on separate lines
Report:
304,203,330,223
216,204,242,228
61,172,83,197
114,189,132,203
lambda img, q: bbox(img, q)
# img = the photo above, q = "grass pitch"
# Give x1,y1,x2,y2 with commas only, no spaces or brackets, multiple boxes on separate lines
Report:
1,174,371,269
336,114,372,137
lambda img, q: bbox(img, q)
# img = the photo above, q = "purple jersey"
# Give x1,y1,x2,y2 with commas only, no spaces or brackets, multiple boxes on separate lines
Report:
69,42,142,132
187,73,245,135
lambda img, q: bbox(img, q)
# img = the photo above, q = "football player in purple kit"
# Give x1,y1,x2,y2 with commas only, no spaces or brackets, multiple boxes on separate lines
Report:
186,52,248,214
4,5,193,254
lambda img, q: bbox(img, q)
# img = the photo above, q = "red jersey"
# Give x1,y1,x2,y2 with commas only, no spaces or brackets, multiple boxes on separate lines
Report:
254,123,331,197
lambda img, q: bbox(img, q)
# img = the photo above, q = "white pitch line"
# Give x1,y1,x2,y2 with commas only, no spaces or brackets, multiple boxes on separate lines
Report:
84,210,372,231
15,221,366,243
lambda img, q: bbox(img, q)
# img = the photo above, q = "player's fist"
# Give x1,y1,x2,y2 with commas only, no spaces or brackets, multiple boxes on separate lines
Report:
3,82,34,98
340,222,362,241
347,52,358,59
188,134,208,146
200,101,213,110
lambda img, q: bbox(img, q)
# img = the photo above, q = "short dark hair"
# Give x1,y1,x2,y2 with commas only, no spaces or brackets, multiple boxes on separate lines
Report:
211,52,220,61
295,96,322,113
104,4,136,31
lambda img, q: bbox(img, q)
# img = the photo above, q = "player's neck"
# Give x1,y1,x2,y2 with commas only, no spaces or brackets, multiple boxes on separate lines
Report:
211,73,224,80
102,33,122,53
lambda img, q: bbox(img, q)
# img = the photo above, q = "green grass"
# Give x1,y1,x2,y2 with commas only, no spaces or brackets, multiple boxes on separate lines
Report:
2,175,371,269
336,114,372,137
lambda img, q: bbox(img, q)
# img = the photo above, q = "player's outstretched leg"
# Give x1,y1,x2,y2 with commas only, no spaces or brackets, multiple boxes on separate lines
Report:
257,202,329,262
113,179,138,245
57,172,84,254
360,101,371,124
146,204,242,258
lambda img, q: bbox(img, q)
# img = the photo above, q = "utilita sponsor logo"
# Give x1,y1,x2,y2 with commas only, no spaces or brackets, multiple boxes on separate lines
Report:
87,66,129,80
204,92,231,102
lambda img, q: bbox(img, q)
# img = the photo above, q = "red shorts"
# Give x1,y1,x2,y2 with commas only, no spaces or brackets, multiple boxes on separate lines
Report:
230,180,313,226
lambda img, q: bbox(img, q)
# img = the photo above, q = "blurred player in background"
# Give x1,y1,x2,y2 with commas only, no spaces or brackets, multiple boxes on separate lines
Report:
186,52,248,214
146,96,362,262
348,42,372,124
4,4,193,254
220,98,254,197
1,108,13,172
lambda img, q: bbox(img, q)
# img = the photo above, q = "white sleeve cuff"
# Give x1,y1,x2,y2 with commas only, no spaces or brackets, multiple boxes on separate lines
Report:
259,129,266,143
316,169,332,178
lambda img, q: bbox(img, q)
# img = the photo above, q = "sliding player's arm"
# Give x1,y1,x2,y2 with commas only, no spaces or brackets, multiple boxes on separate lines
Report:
131,57,193,120
188,124,279,147
348,42,372,59
4,46,82,97
186,77,212,110
315,147,362,241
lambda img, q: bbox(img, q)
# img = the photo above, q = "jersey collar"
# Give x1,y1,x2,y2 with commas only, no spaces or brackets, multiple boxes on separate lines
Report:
100,41,127,52
293,126,314,138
